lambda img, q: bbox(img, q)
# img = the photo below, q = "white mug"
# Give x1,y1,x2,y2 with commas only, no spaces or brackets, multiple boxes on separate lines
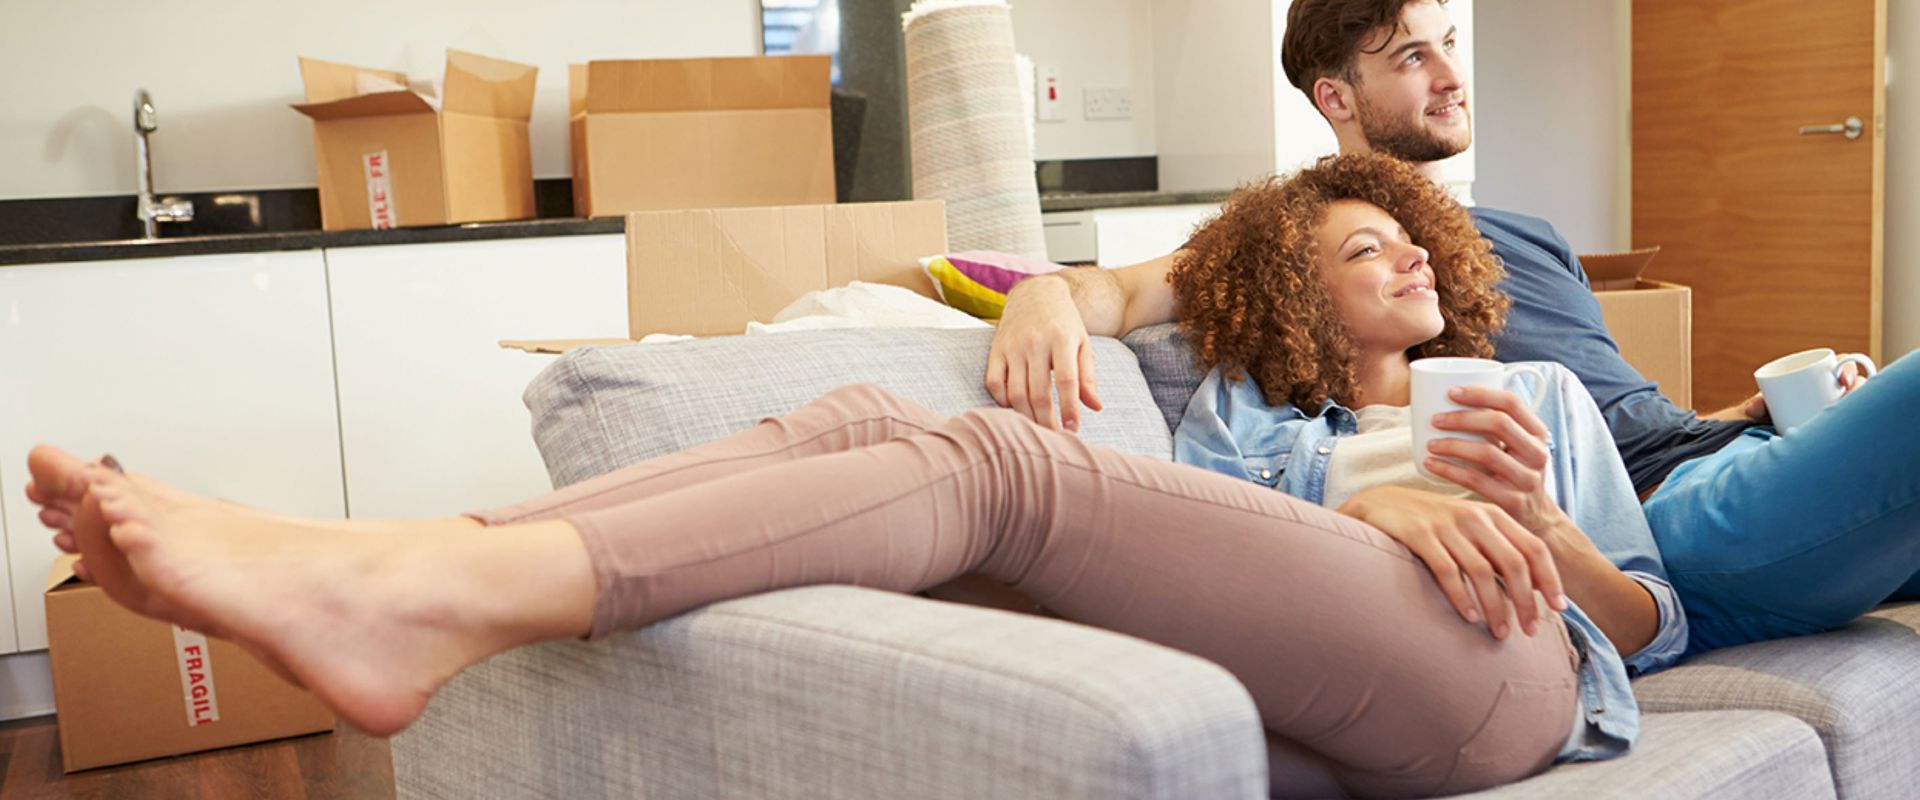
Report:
1753,348,1877,433
1411,358,1546,483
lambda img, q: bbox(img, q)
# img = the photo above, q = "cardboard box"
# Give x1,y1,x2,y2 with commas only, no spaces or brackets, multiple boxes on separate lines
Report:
293,50,538,231
569,56,836,218
1584,247,1694,410
45,555,335,772
501,200,947,353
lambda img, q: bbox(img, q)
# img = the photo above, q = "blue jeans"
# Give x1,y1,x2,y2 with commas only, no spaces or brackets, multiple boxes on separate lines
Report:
1644,351,1920,653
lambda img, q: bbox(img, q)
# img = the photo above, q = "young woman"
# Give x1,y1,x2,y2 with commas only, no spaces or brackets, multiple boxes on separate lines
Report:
24,154,1678,799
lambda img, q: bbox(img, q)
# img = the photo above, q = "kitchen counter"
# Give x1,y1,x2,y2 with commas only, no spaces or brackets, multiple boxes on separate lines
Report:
1039,190,1229,213
1,189,1231,267
0,217,624,267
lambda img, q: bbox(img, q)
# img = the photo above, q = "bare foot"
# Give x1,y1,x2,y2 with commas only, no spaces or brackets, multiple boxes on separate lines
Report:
27,444,481,547
76,464,593,737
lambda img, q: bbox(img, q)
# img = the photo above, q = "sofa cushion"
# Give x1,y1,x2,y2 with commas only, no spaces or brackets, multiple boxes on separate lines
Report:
1120,323,1204,433
1452,710,1834,800
523,327,1173,488
1628,601,1920,800
395,586,1268,800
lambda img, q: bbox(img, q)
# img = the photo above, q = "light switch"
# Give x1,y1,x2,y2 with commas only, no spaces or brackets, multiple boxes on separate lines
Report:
1038,65,1064,122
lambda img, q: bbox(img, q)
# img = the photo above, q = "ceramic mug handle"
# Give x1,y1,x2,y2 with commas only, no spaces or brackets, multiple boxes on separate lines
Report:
1833,353,1878,388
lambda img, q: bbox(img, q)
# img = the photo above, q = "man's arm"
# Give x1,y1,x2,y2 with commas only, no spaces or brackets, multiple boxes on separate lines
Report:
986,252,1180,430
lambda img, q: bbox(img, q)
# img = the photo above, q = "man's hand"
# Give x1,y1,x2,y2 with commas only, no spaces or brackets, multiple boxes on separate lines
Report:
1704,392,1767,423
986,275,1104,431
1338,486,1567,640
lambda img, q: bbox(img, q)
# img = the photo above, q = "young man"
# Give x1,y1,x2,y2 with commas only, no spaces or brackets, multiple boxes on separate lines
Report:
987,0,1919,651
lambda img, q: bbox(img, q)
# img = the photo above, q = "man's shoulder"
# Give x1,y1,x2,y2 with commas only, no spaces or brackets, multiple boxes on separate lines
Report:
1468,206,1578,278
1469,206,1560,241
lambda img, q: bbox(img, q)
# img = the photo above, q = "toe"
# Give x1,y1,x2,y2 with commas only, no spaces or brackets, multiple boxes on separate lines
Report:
27,445,87,500
40,507,74,533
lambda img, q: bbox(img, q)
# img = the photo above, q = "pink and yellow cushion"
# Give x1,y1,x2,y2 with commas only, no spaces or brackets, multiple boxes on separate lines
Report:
921,250,1068,320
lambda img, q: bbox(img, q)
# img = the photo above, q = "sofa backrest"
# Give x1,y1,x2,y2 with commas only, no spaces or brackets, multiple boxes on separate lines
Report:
1121,323,1206,433
523,327,1176,488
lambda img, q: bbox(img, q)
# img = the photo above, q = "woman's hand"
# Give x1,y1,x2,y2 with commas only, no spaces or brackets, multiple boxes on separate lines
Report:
1337,485,1566,640
1423,386,1573,538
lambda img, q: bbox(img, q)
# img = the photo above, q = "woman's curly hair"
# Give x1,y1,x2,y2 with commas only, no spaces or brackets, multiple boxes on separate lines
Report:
1171,153,1510,409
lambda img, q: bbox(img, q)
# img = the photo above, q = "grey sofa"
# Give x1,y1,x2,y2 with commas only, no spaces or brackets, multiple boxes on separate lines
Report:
392,326,1919,799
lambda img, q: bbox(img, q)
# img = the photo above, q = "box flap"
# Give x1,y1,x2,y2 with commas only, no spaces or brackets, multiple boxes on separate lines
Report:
1581,246,1662,291
569,63,588,118
710,56,830,111
499,338,634,354
584,56,829,114
291,90,436,120
442,49,538,121
625,200,947,338
297,56,408,104
46,553,82,593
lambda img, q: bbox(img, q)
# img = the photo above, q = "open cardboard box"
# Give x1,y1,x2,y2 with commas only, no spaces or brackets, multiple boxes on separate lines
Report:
292,50,538,231
44,555,335,772
569,56,836,219
502,200,947,353
1583,246,1693,409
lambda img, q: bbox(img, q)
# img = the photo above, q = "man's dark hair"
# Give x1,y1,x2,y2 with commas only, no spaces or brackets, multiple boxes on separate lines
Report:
1279,0,1446,97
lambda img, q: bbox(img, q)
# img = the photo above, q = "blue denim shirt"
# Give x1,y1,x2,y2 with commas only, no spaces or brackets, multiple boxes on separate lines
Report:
1173,362,1688,763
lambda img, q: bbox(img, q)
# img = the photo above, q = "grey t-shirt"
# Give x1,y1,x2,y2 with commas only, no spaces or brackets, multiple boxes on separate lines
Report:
1470,207,1750,493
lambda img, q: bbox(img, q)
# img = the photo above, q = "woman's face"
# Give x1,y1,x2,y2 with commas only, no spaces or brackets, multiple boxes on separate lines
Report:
1315,199,1445,355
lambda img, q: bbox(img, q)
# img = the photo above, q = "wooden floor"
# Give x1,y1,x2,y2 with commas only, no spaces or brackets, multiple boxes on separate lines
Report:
0,715,393,799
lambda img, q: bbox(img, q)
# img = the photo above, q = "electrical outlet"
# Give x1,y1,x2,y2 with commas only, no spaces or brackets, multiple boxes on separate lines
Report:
1083,87,1132,121
1038,65,1064,122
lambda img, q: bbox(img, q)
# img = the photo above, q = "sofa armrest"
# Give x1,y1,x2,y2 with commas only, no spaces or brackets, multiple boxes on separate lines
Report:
392,585,1267,800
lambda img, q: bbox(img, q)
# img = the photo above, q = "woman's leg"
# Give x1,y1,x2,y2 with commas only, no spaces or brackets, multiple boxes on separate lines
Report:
1645,352,1920,650
53,405,1579,797
25,384,941,540
474,383,945,524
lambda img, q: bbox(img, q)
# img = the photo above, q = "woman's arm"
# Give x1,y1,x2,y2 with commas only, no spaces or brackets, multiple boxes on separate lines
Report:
1421,385,1664,659
1536,519,1660,657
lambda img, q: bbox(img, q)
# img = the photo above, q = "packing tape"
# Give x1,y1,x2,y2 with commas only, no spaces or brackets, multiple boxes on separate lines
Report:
364,150,397,229
171,625,222,727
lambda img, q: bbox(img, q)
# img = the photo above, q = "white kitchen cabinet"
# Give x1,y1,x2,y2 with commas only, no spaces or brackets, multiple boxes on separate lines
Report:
325,235,627,519
1042,203,1221,266
0,251,345,652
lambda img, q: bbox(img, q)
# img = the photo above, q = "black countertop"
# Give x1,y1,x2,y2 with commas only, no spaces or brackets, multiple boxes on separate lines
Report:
1,190,1229,267
1039,190,1229,213
0,217,625,267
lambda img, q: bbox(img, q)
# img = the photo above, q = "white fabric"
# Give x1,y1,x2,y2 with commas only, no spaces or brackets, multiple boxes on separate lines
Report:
635,282,990,344
1320,404,1472,509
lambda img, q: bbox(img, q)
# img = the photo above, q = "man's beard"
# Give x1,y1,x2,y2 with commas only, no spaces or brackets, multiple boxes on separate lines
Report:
1354,93,1470,163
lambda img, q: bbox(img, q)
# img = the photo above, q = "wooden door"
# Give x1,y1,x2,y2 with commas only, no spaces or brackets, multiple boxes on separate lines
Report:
1633,0,1884,411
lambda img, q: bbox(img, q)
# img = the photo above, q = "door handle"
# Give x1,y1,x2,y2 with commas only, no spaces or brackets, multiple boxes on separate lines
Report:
1798,116,1864,140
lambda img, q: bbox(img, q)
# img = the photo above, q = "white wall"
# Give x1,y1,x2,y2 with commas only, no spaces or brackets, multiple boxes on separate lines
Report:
1011,0,1158,161
1152,0,1281,191
1887,2,1920,359
0,0,759,200
1471,0,1628,254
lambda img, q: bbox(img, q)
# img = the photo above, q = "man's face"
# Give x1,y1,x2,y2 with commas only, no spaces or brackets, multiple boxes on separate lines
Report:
1347,0,1470,162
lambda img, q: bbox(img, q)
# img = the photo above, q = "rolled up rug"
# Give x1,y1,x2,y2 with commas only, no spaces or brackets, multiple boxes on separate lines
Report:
903,0,1047,259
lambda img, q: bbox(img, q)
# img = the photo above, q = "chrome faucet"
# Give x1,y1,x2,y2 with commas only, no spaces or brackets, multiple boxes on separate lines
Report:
133,89,194,238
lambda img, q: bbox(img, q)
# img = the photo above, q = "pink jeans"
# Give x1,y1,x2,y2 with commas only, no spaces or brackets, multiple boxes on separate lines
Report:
473,384,1578,797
